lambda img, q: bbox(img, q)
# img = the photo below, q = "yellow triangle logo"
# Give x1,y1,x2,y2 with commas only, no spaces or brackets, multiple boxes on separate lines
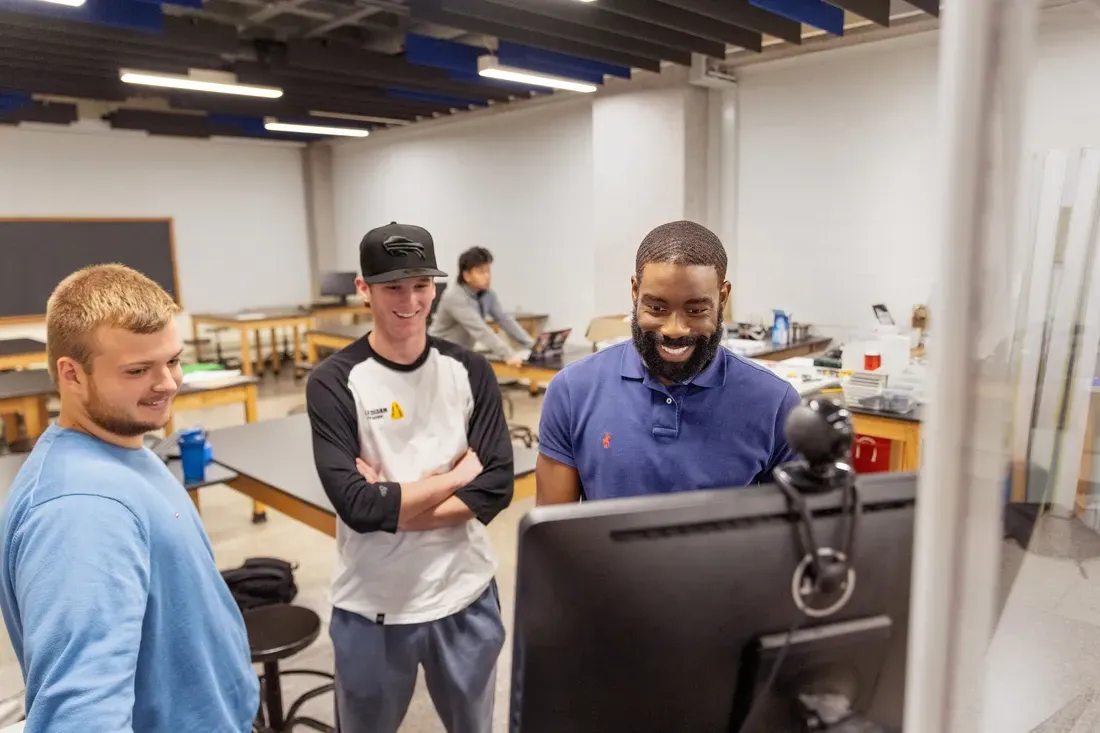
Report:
391,401,404,420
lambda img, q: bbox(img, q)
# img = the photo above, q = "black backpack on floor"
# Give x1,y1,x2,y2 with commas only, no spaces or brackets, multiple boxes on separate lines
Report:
221,557,299,611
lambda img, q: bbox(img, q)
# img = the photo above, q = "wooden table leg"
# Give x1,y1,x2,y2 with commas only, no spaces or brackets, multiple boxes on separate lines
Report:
242,384,267,523
307,336,319,365
270,328,281,375
254,329,265,376
190,489,202,514
192,319,203,363
239,328,254,377
1,413,19,443
292,326,302,367
21,396,49,441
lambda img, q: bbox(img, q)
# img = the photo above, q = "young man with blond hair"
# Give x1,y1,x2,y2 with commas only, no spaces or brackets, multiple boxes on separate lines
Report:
0,264,258,733
307,223,514,733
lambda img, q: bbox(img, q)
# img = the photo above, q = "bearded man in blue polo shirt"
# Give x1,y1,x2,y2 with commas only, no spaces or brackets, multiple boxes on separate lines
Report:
536,220,801,504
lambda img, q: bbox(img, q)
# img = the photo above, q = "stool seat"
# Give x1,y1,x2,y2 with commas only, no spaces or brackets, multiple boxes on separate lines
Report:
244,605,321,664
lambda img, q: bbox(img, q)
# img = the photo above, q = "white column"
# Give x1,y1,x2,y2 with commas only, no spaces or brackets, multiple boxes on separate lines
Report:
903,0,1040,731
302,142,339,299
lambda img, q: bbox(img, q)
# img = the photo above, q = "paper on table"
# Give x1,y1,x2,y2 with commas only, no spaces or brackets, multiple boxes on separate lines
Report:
182,369,242,384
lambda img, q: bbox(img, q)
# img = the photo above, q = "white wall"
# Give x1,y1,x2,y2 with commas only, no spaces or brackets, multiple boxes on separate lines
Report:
331,98,596,333
0,125,312,339
733,2,1100,340
591,85,709,315
735,33,940,337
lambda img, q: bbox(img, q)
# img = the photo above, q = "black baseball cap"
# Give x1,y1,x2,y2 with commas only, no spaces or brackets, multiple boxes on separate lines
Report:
359,222,448,284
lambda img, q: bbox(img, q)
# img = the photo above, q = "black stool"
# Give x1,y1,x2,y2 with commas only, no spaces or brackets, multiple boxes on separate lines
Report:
244,604,334,733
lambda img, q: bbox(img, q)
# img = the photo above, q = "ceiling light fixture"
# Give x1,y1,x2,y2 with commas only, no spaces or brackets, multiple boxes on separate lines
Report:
308,110,412,126
36,0,86,6
119,69,283,99
264,121,370,138
477,56,598,93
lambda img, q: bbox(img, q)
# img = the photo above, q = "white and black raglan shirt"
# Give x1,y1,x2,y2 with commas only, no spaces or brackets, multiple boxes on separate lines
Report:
305,335,514,625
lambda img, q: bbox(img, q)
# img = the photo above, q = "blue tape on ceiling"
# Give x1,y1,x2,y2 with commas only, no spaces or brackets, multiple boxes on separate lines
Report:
404,33,484,75
208,114,267,136
0,92,33,111
13,0,164,33
749,0,844,35
387,88,488,108
495,47,602,85
497,41,629,81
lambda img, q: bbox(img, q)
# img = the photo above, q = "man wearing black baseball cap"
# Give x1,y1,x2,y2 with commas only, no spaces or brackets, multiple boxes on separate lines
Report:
306,222,514,733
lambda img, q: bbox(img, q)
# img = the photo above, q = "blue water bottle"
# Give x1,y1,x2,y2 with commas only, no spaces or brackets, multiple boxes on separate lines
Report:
178,428,208,485
772,309,790,346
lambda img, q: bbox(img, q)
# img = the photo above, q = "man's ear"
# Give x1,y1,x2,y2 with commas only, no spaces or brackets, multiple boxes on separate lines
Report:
55,357,85,390
630,275,639,305
355,276,371,306
719,280,732,311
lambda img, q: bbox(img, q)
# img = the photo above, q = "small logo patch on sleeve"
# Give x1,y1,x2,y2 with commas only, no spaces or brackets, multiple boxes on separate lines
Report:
391,401,404,420
602,432,611,449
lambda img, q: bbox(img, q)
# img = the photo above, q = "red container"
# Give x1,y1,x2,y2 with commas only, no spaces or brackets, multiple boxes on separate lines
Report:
864,351,882,371
853,435,892,474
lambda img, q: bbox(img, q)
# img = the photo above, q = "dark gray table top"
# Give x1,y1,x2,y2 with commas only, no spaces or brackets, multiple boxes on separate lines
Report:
0,368,51,400
307,322,369,341
847,402,924,424
207,414,538,517
0,338,46,357
0,370,256,401
0,451,235,506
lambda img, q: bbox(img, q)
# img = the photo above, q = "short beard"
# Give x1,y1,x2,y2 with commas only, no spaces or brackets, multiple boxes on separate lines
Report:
86,382,165,438
631,306,724,384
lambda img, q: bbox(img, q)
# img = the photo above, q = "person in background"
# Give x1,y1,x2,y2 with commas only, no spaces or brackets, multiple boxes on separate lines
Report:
429,246,535,367
307,223,514,733
535,220,801,505
0,264,258,733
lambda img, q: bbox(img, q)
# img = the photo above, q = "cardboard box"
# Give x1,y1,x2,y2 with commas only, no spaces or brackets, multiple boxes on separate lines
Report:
585,314,632,345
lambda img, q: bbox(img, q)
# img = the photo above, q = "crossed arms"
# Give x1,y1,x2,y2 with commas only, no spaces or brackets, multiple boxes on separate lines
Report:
306,354,515,534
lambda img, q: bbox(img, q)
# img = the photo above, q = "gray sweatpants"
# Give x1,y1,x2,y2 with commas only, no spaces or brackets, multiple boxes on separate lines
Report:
330,581,506,733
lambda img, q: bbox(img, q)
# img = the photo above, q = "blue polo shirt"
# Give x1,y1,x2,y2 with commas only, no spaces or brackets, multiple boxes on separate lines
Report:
538,342,801,500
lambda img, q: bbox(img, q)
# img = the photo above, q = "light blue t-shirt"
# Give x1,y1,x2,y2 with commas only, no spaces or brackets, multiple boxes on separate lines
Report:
0,424,259,733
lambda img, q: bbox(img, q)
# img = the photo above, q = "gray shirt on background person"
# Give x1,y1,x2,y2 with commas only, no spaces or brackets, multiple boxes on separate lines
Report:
429,283,535,360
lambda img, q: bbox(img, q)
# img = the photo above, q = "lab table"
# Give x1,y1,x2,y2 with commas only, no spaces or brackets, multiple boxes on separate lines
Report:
206,414,539,536
0,338,46,371
191,307,314,377
0,450,237,510
847,403,924,472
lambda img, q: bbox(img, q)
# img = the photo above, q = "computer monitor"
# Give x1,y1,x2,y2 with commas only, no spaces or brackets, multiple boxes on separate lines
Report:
509,471,915,733
319,271,358,298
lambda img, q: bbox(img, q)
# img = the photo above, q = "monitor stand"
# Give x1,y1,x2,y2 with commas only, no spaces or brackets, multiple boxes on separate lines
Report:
733,616,900,733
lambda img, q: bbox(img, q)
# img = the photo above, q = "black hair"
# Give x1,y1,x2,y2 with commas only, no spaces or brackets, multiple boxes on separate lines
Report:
457,246,493,285
634,220,727,282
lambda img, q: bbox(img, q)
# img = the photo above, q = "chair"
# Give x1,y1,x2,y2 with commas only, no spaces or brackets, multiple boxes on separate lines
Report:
245,604,334,733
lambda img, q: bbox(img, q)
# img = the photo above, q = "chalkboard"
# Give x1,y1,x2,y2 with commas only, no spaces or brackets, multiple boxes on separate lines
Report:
0,219,179,322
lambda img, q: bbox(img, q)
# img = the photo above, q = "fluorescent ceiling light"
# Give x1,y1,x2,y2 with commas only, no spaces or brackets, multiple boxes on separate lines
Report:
308,110,412,126
265,121,370,138
36,0,85,6
478,56,597,93
120,70,283,99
